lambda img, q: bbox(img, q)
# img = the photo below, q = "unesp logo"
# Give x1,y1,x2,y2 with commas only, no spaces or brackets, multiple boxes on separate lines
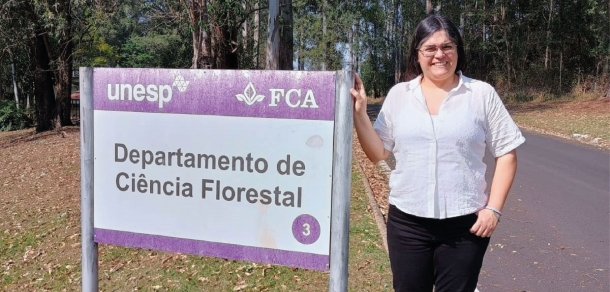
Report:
107,71,191,108
172,75,190,92
235,82,319,108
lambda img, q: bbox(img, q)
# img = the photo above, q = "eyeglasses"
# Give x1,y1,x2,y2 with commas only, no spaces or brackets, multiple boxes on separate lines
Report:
418,43,457,58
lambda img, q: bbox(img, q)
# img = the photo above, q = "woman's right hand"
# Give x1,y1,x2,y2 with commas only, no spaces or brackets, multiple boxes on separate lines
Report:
350,73,367,114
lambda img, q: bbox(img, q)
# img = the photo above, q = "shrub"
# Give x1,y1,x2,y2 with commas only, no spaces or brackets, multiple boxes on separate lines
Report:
0,100,33,131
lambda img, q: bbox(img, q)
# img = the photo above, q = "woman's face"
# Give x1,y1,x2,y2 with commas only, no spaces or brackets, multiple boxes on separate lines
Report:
417,30,458,82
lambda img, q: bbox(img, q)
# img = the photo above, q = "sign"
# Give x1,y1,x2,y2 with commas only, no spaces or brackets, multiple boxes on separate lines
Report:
92,68,338,270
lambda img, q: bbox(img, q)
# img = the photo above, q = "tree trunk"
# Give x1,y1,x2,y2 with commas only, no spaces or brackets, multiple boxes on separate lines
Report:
242,0,248,52
54,0,74,126
460,13,464,37
297,24,304,70
278,0,293,70
544,0,553,69
504,28,511,88
482,0,486,69
254,1,260,68
25,2,56,132
266,0,280,69
426,0,433,15
30,29,57,132
393,0,402,83
11,61,19,108
559,51,563,93
215,22,239,69
348,24,354,72
321,0,327,70
352,21,360,73
188,0,212,69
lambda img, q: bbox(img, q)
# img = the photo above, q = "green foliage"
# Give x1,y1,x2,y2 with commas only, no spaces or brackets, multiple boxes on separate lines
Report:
119,34,190,68
293,0,348,70
0,101,33,132
360,54,394,98
2,0,608,111
74,34,120,67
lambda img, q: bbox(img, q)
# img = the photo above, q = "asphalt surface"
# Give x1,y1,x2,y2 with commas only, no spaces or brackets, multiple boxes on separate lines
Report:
367,104,610,291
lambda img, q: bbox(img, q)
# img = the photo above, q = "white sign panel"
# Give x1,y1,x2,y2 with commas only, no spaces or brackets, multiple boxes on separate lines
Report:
92,68,337,270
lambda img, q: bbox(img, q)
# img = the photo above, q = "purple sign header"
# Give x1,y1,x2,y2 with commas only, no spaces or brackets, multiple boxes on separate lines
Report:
93,68,336,121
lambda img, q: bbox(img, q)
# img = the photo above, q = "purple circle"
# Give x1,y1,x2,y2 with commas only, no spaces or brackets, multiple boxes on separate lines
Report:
292,214,321,245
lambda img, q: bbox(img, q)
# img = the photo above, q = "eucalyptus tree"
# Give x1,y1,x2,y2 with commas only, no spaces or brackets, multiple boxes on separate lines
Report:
293,0,345,70
183,0,266,69
266,0,280,69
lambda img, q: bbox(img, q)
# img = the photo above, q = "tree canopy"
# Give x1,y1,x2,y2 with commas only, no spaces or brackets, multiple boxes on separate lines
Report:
1,0,608,131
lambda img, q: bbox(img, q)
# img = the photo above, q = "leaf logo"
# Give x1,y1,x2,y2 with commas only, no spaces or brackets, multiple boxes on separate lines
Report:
236,82,265,105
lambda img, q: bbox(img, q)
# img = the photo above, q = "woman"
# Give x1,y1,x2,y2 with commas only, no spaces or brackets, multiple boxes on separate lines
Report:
351,15,525,292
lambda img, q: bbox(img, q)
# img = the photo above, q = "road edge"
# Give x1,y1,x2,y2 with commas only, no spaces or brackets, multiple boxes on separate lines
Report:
355,158,389,253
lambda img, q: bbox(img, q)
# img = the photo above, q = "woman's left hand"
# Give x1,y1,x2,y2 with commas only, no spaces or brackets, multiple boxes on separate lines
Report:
470,209,499,237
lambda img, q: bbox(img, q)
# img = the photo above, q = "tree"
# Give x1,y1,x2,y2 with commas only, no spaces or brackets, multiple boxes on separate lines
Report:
50,0,74,127
1,0,82,130
266,0,280,69
25,2,58,132
183,0,246,69
185,0,213,68
279,0,293,70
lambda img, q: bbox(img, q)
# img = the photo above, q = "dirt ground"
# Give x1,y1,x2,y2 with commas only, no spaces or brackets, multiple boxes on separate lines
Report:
0,97,606,290
352,137,390,222
0,126,393,291
0,127,82,289
508,97,610,147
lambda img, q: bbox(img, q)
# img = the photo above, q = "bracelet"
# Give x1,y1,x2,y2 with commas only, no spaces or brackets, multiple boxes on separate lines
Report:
485,206,502,222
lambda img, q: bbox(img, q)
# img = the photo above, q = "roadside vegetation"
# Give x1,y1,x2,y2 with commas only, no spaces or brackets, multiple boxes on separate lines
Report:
367,90,610,149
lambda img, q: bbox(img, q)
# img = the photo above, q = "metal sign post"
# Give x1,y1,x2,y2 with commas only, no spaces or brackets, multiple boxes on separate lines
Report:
329,71,354,292
80,67,97,292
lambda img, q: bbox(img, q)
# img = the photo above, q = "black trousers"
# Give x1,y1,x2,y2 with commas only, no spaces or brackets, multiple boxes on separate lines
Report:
387,205,490,292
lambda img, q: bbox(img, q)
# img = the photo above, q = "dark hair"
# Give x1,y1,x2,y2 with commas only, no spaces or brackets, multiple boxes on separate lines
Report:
404,15,466,81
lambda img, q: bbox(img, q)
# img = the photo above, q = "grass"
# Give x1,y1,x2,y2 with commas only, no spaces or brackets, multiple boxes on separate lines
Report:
0,126,393,292
512,111,610,141
368,91,609,147
502,90,601,104
507,97,610,144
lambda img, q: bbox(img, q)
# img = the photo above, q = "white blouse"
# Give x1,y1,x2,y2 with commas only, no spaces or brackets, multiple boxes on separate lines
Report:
373,73,525,219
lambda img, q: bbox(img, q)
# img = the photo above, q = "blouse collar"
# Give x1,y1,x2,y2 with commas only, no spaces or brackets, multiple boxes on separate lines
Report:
404,71,471,93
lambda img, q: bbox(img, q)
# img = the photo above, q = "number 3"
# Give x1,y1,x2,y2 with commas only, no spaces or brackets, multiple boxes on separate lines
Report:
302,223,311,236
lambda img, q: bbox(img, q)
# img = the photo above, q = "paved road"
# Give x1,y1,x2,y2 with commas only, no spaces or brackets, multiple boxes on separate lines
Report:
479,132,609,291
367,105,610,291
